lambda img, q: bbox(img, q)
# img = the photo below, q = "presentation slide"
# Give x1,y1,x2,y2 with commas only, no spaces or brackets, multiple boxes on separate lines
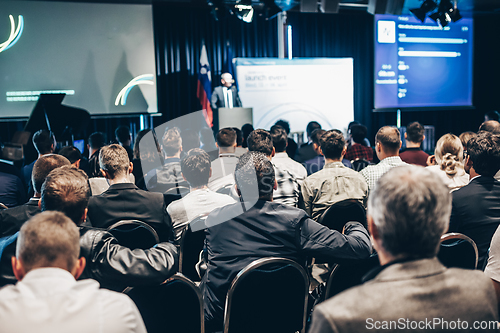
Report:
235,58,354,137
0,1,157,118
374,14,473,109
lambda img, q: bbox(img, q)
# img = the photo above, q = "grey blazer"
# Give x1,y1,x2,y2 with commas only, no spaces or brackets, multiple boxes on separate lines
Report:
309,258,499,333
211,86,242,110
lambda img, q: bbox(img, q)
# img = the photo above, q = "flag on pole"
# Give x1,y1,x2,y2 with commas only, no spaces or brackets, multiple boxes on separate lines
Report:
223,42,237,89
197,44,213,127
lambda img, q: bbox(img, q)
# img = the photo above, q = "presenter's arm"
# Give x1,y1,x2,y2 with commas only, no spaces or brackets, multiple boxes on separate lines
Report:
234,87,242,107
211,88,220,111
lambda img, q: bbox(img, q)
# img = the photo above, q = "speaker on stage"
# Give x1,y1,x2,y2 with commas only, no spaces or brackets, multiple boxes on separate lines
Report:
217,107,253,131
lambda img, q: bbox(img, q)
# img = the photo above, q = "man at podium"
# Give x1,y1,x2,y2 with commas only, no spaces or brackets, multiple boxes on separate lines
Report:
211,73,242,111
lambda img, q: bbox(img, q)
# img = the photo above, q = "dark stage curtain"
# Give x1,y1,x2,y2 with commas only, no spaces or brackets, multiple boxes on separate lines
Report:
153,3,278,123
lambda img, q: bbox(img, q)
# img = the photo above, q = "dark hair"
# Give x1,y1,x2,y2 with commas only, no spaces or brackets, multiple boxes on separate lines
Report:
115,126,131,144
181,148,211,188
133,129,151,160
232,127,243,147
99,144,130,179
320,130,346,159
486,111,500,122
58,146,82,164
32,154,71,194
306,121,321,138
376,126,401,152
247,129,273,156
88,132,106,150
235,151,275,201
162,128,182,156
467,131,500,177
274,120,290,135
41,166,90,225
350,124,368,144
479,120,500,135
406,122,425,143
181,130,201,152
270,125,287,153
311,129,326,145
32,130,55,155
200,128,215,146
241,123,254,148
216,128,237,148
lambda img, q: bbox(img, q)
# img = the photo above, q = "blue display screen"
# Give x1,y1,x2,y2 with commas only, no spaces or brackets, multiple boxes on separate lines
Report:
374,14,473,109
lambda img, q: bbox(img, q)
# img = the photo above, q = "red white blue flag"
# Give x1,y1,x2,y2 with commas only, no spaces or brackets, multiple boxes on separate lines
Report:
197,44,213,127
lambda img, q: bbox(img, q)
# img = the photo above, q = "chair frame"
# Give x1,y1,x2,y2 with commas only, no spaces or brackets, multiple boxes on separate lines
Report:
107,219,160,244
439,232,478,269
179,218,207,279
318,198,367,231
223,257,309,333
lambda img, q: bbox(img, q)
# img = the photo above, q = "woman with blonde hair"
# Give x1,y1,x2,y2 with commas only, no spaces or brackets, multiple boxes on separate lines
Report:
426,133,469,190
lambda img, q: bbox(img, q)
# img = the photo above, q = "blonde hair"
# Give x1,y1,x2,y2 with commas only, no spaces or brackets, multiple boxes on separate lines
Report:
434,134,463,176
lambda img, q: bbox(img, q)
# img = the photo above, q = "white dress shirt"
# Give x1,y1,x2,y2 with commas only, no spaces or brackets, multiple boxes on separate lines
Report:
0,268,146,333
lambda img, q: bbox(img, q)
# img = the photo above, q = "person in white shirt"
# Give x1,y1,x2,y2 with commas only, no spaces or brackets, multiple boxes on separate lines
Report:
208,128,239,193
0,211,146,333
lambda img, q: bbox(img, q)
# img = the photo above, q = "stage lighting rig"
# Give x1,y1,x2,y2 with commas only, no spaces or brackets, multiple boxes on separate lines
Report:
410,0,437,22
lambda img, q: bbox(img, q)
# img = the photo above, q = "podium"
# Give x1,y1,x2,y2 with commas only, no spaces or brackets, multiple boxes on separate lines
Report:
217,107,253,130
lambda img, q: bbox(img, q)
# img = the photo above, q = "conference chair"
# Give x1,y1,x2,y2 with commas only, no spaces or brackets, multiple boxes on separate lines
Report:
223,257,309,333
318,199,367,232
351,158,370,172
125,273,204,333
107,220,160,250
438,232,478,270
179,217,208,282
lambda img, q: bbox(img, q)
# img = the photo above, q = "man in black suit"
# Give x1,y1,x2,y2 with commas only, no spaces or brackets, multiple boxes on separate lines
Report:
210,73,242,130
449,131,500,268
294,121,322,163
87,144,173,241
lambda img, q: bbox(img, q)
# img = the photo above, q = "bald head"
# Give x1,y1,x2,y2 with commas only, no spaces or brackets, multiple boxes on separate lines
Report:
32,154,71,195
375,126,401,156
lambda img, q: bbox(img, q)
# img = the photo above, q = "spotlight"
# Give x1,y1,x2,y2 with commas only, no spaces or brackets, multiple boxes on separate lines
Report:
232,0,254,23
410,0,437,23
429,0,462,27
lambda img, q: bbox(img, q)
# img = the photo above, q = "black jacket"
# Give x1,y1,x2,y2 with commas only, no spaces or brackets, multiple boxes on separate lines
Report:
0,198,40,237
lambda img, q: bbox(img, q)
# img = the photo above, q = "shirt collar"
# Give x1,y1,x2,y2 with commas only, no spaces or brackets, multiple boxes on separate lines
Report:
469,175,482,182
380,156,403,164
274,152,289,159
324,161,345,168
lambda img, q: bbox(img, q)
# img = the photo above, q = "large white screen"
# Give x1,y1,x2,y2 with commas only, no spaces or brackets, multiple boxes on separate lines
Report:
235,58,354,136
0,1,157,118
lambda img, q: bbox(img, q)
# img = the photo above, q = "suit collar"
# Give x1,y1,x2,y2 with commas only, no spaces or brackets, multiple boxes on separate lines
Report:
368,257,446,283
107,182,138,191
27,197,40,206
469,175,497,184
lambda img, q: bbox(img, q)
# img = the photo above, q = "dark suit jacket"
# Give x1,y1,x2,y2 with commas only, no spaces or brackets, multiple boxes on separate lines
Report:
294,143,317,163
210,86,242,110
309,258,499,333
0,198,40,237
0,172,26,208
87,183,173,241
449,176,500,267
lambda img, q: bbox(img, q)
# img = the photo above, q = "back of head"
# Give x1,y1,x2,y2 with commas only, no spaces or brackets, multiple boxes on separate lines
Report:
311,129,326,145
88,132,106,150
406,121,425,143
133,129,151,160
467,131,500,177
459,131,475,150
306,121,321,138
274,120,290,135
368,165,451,259
270,125,287,153
99,144,130,180
235,151,275,201
163,128,182,156
41,166,90,225
181,130,201,152
320,130,346,160
16,211,80,273
181,148,211,188
216,128,237,148
247,129,273,156
241,123,254,148
375,126,401,154
434,134,463,176
115,126,131,144
32,154,71,194
32,130,56,155
485,111,500,122
231,127,242,147
350,124,368,144
58,146,82,164
479,120,500,135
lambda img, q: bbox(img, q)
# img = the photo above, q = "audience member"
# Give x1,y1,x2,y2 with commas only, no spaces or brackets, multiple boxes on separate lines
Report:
309,165,499,333
449,131,500,268
400,121,429,166
345,124,373,162
22,129,56,196
208,128,238,193
232,127,247,157
459,131,475,150
132,129,162,190
201,151,372,332
485,110,500,122
347,121,371,148
484,224,500,302
41,166,178,291
295,121,322,163
167,149,235,241
0,211,147,333
199,127,218,161
87,144,173,241
302,130,368,221
115,125,134,161
303,129,326,175
426,134,469,191
360,126,406,191
241,123,254,148
181,129,201,155
479,120,500,134
87,132,106,178
58,146,82,168
0,169,25,209
274,119,298,158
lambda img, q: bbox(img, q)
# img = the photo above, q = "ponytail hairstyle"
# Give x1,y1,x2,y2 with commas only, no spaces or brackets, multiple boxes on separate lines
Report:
434,134,464,176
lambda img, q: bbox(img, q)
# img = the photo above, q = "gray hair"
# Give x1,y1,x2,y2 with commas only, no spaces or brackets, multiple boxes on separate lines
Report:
99,144,130,179
367,165,451,258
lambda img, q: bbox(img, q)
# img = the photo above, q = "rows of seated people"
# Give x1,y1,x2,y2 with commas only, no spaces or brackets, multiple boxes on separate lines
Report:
0,118,500,332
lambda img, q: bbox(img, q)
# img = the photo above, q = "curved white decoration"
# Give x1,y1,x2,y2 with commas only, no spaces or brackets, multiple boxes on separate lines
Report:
0,15,24,53
115,74,154,106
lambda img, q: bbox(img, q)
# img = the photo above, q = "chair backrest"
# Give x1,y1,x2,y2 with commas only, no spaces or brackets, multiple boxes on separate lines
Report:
165,185,190,196
438,233,478,269
216,183,234,195
224,257,309,333
318,199,366,232
179,219,207,282
125,273,204,333
107,220,160,250
351,158,370,172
